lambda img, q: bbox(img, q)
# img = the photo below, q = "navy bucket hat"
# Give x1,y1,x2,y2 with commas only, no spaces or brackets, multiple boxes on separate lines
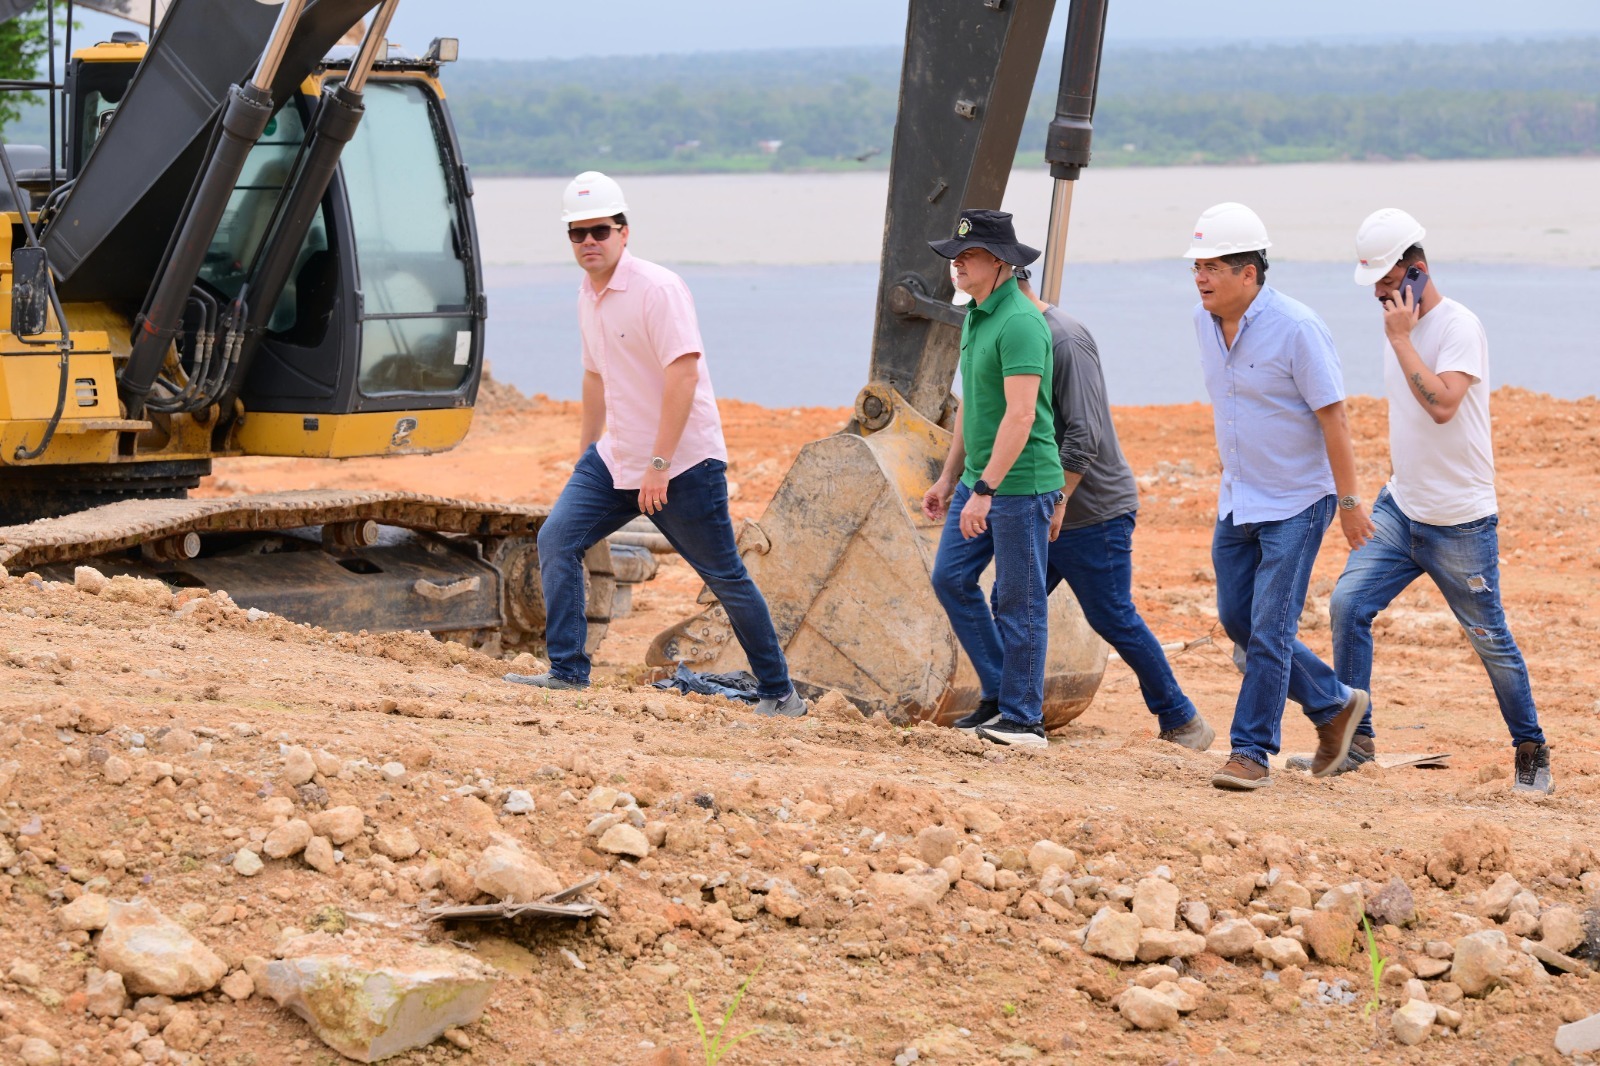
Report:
928,209,1041,268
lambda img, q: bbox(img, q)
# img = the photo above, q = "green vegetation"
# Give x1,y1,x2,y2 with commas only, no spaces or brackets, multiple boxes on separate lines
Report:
441,36,1600,175
0,3,60,135
687,965,761,1065
1361,911,1388,1017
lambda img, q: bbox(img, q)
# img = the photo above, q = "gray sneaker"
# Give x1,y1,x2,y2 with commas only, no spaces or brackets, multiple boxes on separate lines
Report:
1513,741,1554,795
1288,734,1376,775
1158,714,1216,752
502,672,586,690
753,690,808,718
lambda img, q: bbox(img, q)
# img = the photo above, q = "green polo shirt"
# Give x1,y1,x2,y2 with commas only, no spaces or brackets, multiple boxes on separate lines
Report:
958,277,1064,496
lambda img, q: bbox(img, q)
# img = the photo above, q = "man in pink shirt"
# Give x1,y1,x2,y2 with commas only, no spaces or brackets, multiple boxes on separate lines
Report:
504,171,804,717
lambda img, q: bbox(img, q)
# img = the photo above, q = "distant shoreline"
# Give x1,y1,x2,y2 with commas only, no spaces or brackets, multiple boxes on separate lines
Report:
478,156,1600,269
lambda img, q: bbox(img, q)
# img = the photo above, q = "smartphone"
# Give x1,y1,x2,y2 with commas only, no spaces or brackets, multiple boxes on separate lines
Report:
1399,265,1428,308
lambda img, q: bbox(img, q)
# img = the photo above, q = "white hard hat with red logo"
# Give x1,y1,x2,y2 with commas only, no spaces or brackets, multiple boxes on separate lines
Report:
561,171,629,223
1352,208,1426,285
1182,202,1272,259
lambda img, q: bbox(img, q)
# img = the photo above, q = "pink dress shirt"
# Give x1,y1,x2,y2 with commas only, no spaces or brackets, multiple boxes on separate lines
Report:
578,251,727,489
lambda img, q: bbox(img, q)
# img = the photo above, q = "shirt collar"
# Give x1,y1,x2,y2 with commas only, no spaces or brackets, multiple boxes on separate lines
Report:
1209,283,1275,330
968,275,1019,318
580,249,635,298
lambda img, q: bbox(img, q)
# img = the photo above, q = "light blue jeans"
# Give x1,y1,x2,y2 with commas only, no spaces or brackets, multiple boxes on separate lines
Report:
1330,488,1544,747
931,482,1060,728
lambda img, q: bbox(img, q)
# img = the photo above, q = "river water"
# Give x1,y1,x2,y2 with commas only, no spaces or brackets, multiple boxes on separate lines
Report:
484,259,1600,407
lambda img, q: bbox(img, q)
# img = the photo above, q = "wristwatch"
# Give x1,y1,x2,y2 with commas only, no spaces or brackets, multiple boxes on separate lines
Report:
973,479,996,497
650,456,670,472
1338,495,1360,511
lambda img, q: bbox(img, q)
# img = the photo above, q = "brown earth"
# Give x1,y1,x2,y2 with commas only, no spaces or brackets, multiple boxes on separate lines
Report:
2,382,1598,1066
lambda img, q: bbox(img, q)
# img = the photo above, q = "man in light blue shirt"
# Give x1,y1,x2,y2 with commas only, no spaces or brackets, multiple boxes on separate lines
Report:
1183,202,1376,791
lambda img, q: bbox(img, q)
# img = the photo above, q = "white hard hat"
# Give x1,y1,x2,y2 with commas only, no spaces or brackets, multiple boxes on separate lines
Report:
1183,202,1272,259
1352,208,1426,285
561,170,629,223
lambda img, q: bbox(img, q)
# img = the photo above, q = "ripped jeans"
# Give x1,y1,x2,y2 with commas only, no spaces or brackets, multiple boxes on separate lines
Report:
1330,487,1545,747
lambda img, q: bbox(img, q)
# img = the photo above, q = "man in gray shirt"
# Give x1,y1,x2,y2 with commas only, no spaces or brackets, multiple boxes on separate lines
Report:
1015,270,1213,750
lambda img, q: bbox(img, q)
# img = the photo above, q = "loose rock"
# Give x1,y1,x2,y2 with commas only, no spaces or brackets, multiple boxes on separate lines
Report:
1027,840,1077,875
263,819,313,860
1392,998,1437,1046
1451,929,1511,997
1253,936,1309,969
470,844,562,902
1555,1012,1600,1056
1206,918,1263,958
57,891,111,931
596,823,650,859
263,943,498,1063
84,968,127,1018
1083,907,1142,962
869,868,951,913
1132,877,1180,931
309,806,365,845
1117,986,1179,1031
96,899,227,996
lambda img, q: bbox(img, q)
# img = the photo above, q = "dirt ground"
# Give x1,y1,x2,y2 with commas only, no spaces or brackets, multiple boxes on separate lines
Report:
2,380,1598,1066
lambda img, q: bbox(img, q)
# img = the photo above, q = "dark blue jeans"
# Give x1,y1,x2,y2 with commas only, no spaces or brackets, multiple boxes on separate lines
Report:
1330,488,1544,747
931,482,1058,728
1213,495,1352,767
537,446,791,698
1047,511,1198,733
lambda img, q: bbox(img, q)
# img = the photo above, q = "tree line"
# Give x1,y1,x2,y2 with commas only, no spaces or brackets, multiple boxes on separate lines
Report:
441,36,1600,175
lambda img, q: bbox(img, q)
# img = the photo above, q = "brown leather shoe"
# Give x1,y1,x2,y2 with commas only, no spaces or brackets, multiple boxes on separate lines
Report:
1211,755,1271,790
1311,689,1369,778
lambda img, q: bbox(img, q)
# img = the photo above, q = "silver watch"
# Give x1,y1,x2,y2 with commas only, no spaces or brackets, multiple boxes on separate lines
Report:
650,456,670,471
1338,495,1360,511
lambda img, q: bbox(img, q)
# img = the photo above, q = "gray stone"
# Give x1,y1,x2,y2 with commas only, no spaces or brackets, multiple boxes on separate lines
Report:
1083,907,1142,962
1391,999,1437,1046
282,747,316,786
1555,1012,1600,1056
502,790,535,815
373,826,420,860
18,1038,59,1066
303,836,337,875
1180,900,1211,934
233,849,264,877
97,899,227,997
262,944,498,1063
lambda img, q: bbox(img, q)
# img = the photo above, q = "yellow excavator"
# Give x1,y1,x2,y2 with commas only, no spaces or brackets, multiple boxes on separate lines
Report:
0,0,638,654
650,0,1115,727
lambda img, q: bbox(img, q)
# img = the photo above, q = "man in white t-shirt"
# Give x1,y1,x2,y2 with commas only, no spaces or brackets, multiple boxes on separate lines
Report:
1326,208,1552,793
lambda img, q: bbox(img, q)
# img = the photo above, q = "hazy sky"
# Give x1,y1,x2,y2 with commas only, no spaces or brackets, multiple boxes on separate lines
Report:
64,0,1600,62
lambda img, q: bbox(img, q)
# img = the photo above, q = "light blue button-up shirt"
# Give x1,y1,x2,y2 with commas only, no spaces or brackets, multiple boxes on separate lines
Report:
1192,285,1346,524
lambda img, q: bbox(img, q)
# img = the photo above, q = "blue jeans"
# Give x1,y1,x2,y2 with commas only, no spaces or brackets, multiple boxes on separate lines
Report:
1047,511,1198,733
1213,495,1352,767
1330,488,1544,747
537,446,791,698
930,482,1058,728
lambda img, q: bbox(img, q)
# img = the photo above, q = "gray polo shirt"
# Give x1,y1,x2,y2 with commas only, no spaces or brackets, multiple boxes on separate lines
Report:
1043,306,1140,531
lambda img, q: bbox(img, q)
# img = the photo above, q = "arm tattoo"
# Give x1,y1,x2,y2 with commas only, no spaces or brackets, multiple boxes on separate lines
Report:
1410,371,1440,406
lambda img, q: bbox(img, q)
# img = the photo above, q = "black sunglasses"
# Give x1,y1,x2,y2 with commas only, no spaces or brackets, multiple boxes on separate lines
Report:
567,223,624,243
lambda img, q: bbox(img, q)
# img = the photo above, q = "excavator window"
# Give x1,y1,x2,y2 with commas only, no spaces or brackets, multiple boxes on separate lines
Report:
340,80,474,396
70,61,140,174
196,104,326,335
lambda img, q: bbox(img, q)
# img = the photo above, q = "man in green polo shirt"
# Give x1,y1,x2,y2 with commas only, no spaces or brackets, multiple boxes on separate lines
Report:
921,210,1065,748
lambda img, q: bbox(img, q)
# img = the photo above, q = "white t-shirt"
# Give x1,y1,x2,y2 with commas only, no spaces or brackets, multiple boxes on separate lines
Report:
1383,297,1497,526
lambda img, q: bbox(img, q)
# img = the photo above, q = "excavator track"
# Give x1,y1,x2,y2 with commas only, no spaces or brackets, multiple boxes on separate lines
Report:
0,490,622,658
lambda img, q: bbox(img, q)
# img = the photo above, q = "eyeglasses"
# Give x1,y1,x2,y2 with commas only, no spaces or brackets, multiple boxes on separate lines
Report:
1191,262,1244,278
567,223,623,243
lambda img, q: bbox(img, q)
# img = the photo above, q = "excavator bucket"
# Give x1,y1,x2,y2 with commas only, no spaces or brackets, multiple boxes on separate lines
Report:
649,386,1106,728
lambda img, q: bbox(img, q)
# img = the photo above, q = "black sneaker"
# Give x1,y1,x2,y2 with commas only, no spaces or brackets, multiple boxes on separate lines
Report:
975,718,1048,749
1513,741,1554,795
950,698,1000,735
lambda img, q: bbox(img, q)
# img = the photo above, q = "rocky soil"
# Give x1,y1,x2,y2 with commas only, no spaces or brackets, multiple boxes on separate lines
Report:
2,382,1598,1065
